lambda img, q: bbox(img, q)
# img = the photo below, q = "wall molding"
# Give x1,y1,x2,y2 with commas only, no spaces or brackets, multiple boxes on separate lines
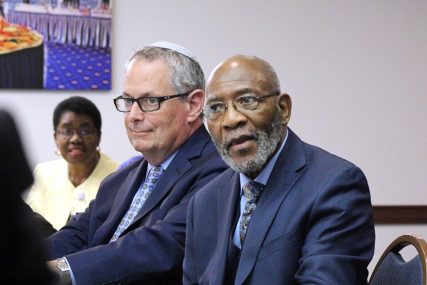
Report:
373,205,427,224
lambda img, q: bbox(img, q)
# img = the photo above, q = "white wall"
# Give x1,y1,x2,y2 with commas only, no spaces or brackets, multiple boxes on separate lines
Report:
1,0,426,275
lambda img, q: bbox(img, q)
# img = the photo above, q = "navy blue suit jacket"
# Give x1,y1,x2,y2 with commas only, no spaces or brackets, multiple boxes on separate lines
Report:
184,129,375,285
47,126,227,285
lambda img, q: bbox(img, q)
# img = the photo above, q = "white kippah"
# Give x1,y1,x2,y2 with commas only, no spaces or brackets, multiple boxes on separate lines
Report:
148,41,196,60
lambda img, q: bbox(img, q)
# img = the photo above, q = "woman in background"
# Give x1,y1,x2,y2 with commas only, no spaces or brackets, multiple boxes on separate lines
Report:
26,96,118,231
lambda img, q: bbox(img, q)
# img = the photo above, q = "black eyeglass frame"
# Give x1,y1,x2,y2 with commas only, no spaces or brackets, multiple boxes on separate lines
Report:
113,92,191,113
55,128,98,139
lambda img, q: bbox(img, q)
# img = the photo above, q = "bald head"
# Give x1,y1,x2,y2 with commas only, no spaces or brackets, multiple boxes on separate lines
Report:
207,55,280,96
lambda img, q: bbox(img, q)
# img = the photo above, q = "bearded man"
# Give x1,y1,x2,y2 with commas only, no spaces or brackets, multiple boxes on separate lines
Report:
183,55,375,285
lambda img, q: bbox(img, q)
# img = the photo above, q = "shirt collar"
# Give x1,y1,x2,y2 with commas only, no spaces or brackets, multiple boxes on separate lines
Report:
145,150,178,179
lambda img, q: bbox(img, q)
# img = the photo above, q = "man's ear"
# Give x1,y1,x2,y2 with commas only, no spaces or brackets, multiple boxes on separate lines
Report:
277,93,292,125
186,89,205,123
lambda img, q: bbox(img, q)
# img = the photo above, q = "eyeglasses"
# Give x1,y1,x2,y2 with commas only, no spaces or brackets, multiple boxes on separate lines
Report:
203,92,280,121
113,92,191,113
56,128,97,139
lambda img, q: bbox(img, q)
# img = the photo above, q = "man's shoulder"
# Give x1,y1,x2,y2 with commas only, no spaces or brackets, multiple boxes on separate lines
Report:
178,125,212,157
303,141,362,173
174,125,226,170
290,140,368,192
287,129,362,173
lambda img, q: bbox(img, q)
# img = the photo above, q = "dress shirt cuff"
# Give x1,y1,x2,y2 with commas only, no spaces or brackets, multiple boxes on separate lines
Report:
63,257,77,285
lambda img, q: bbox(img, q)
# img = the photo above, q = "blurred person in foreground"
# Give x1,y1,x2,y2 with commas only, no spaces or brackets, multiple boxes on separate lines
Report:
183,55,375,284
45,42,227,284
0,109,54,284
26,96,118,231
0,0,4,18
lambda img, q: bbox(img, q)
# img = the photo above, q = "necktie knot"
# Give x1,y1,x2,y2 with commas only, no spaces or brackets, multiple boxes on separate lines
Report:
242,181,263,202
148,166,163,183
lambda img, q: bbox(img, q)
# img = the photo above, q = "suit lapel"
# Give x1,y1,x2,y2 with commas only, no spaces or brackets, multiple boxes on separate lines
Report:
133,155,191,221
124,126,210,232
235,129,306,284
210,171,241,284
93,160,146,244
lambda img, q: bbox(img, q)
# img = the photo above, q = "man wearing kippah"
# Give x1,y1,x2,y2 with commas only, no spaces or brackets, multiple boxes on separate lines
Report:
45,42,227,285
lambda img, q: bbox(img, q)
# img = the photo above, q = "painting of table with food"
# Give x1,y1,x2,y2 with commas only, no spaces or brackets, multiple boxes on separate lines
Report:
1,0,112,90
0,17,43,89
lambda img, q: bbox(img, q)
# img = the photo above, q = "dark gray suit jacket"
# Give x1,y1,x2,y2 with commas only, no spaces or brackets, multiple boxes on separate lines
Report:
184,128,375,285
47,126,227,285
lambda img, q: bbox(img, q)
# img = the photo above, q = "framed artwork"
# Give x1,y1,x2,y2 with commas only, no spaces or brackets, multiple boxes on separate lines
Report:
0,0,112,90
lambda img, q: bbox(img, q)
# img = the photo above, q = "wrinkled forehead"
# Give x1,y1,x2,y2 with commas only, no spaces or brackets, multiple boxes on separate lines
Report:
206,60,273,101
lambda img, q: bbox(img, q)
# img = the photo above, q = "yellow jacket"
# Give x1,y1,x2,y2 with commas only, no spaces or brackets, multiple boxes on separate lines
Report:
26,153,118,230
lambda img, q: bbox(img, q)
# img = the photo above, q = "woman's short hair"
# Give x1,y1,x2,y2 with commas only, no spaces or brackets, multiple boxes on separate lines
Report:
53,96,102,133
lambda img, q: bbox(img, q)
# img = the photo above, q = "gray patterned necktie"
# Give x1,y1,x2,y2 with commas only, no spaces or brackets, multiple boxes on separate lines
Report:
239,181,264,244
110,166,163,242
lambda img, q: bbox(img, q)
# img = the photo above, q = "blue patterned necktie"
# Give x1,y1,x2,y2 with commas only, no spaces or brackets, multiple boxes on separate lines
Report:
239,181,264,244
110,166,163,242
